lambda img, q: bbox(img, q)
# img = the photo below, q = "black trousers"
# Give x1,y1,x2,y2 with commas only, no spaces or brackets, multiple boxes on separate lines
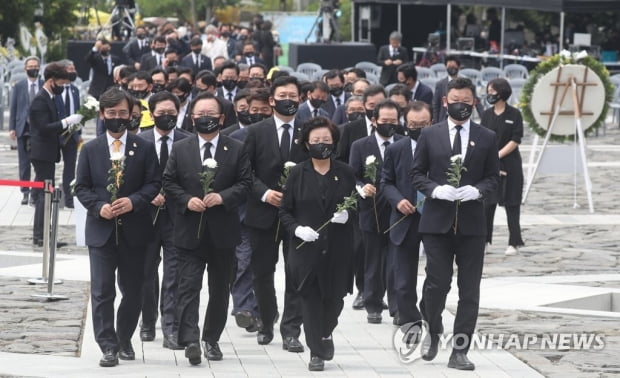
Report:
89,234,146,353
17,135,32,194
31,159,55,242
141,209,178,336
485,202,524,247
176,241,234,345
300,279,344,359
361,231,390,314
420,232,485,351
352,224,365,293
60,137,78,205
248,221,302,338
390,226,423,325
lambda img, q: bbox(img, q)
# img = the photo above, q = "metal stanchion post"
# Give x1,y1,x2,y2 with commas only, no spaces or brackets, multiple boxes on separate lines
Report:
28,179,54,285
32,186,68,301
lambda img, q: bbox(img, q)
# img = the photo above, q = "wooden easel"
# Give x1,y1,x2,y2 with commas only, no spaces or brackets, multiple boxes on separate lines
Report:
522,65,595,213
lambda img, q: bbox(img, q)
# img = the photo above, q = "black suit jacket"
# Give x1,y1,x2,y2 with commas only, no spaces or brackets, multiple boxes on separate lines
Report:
377,45,409,85
279,159,356,297
140,53,161,72
75,132,161,247
349,134,403,233
243,117,309,229
163,134,252,249
335,118,370,164
124,38,151,66
220,122,241,136
29,90,64,162
321,92,350,118
239,56,266,66
180,53,213,75
85,50,120,99
413,81,434,105
381,137,422,246
411,120,499,235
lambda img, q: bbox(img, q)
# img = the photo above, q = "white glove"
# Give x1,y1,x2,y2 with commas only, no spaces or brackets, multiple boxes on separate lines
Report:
294,226,320,243
331,210,348,224
64,114,84,127
456,185,480,202
431,185,457,202
355,184,367,199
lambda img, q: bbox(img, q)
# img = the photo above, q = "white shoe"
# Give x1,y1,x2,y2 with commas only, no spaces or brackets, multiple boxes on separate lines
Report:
485,243,490,254
505,246,519,256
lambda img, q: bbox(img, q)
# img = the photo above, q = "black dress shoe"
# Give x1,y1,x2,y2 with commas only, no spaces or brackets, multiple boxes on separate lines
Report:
282,336,304,353
99,350,118,367
352,292,365,310
234,310,255,329
392,313,401,326
257,330,273,345
204,341,223,361
246,323,259,333
322,337,334,361
448,351,475,370
33,240,68,248
308,355,324,371
185,342,201,365
163,334,184,350
367,312,382,324
421,333,440,361
65,201,74,209
140,327,155,342
21,194,29,205
119,341,135,360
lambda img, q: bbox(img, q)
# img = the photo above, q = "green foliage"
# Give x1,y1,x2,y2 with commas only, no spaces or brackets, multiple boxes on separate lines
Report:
520,53,614,143
138,0,240,23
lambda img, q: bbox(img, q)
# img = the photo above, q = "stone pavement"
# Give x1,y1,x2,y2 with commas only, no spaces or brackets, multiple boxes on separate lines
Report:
0,112,619,376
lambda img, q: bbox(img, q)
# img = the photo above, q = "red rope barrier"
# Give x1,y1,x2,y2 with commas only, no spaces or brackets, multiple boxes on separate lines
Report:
0,179,46,189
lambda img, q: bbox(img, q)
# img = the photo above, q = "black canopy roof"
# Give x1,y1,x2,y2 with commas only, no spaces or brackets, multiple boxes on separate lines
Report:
352,0,620,13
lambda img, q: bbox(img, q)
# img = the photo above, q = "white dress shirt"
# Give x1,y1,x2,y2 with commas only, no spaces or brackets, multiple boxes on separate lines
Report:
155,128,176,159
447,118,470,158
374,131,394,160
198,133,219,160
106,130,128,156
274,115,295,149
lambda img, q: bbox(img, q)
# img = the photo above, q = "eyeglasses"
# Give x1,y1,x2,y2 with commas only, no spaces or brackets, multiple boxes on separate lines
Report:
104,110,130,118
192,112,221,118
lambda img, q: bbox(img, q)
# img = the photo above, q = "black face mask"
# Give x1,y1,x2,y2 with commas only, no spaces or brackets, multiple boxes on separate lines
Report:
100,49,110,57
154,114,177,131
309,98,325,109
194,116,220,134
27,69,39,79
151,83,165,93
68,72,77,82
244,52,255,58
177,92,189,103
192,49,202,55
127,116,141,131
347,111,365,122
137,34,146,40
365,109,375,120
447,102,473,122
486,94,500,105
408,128,422,140
237,110,252,125
154,47,165,54
129,89,148,99
376,123,397,138
51,82,65,95
237,80,248,89
248,112,270,124
329,87,344,97
447,67,459,76
308,143,334,160
273,99,299,116
104,118,129,133
222,79,237,91
343,82,353,93
167,60,178,67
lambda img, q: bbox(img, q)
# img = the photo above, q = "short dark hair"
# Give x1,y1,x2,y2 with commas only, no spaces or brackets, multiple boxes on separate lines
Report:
447,77,477,97
249,63,266,75
310,80,329,93
119,66,136,80
347,68,366,79
165,66,178,75
148,90,181,113
388,83,412,102
323,69,344,83
248,88,271,104
190,91,223,114
397,63,418,81
362,84,386,104
373,98,401,120
166,77,192,94
176,66,194,81
43,62,69,81
153,36,166,44
190,37,203,47
445,55,461,67
270,70,290,82
150,67,168,81
164,49,178,57
234,88,251,104
99,87,132,111
300,116,340,152
270,75,299,97
197,71,217,88
487,77,512,101
128,71,153,85
405,101,432,123
221,60,239,75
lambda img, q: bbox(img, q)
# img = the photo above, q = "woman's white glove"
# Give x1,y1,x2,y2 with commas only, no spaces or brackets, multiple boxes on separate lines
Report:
294,226,320,243
330,210,348,224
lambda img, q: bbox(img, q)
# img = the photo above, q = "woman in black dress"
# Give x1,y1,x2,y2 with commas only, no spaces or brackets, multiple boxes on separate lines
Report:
481,78,525,255
279,117,356,371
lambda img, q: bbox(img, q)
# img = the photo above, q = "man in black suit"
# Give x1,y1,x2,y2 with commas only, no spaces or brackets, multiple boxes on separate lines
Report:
349,99,403,325
85,39,120,99
243,76,308,351
321,69,349,118
180,37,213,76
397,63,433,105
221,89,251,136
163,92,252,365
9,56,41,205
377,31,408,86
75,88,161,367
216,60,240,102
412,78,499,370
195,71,238,128
140,36,167,72
123,26,150,70
137,91,191,348
239,41,266,66
381,101,431,330
29,62,84,246
296,81,330,123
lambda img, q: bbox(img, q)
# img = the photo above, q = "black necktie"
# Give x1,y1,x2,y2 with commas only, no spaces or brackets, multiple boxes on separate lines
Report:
280,124,291,161
313,109,318,118
335,97,341,106
30,83,36,102
228,92,233,102
452,125,463,155
160,135,169,174
382,140,390,158
203,141,212,161
64,88,71,116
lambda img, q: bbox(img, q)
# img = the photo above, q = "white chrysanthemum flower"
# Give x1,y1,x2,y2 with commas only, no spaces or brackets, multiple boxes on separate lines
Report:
203,158,218,169
365,155,376,165
450,154,463,162
573,50,588,61
559,50,572,59
284,161,296,168
84,96,99,110
110,151,124,161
